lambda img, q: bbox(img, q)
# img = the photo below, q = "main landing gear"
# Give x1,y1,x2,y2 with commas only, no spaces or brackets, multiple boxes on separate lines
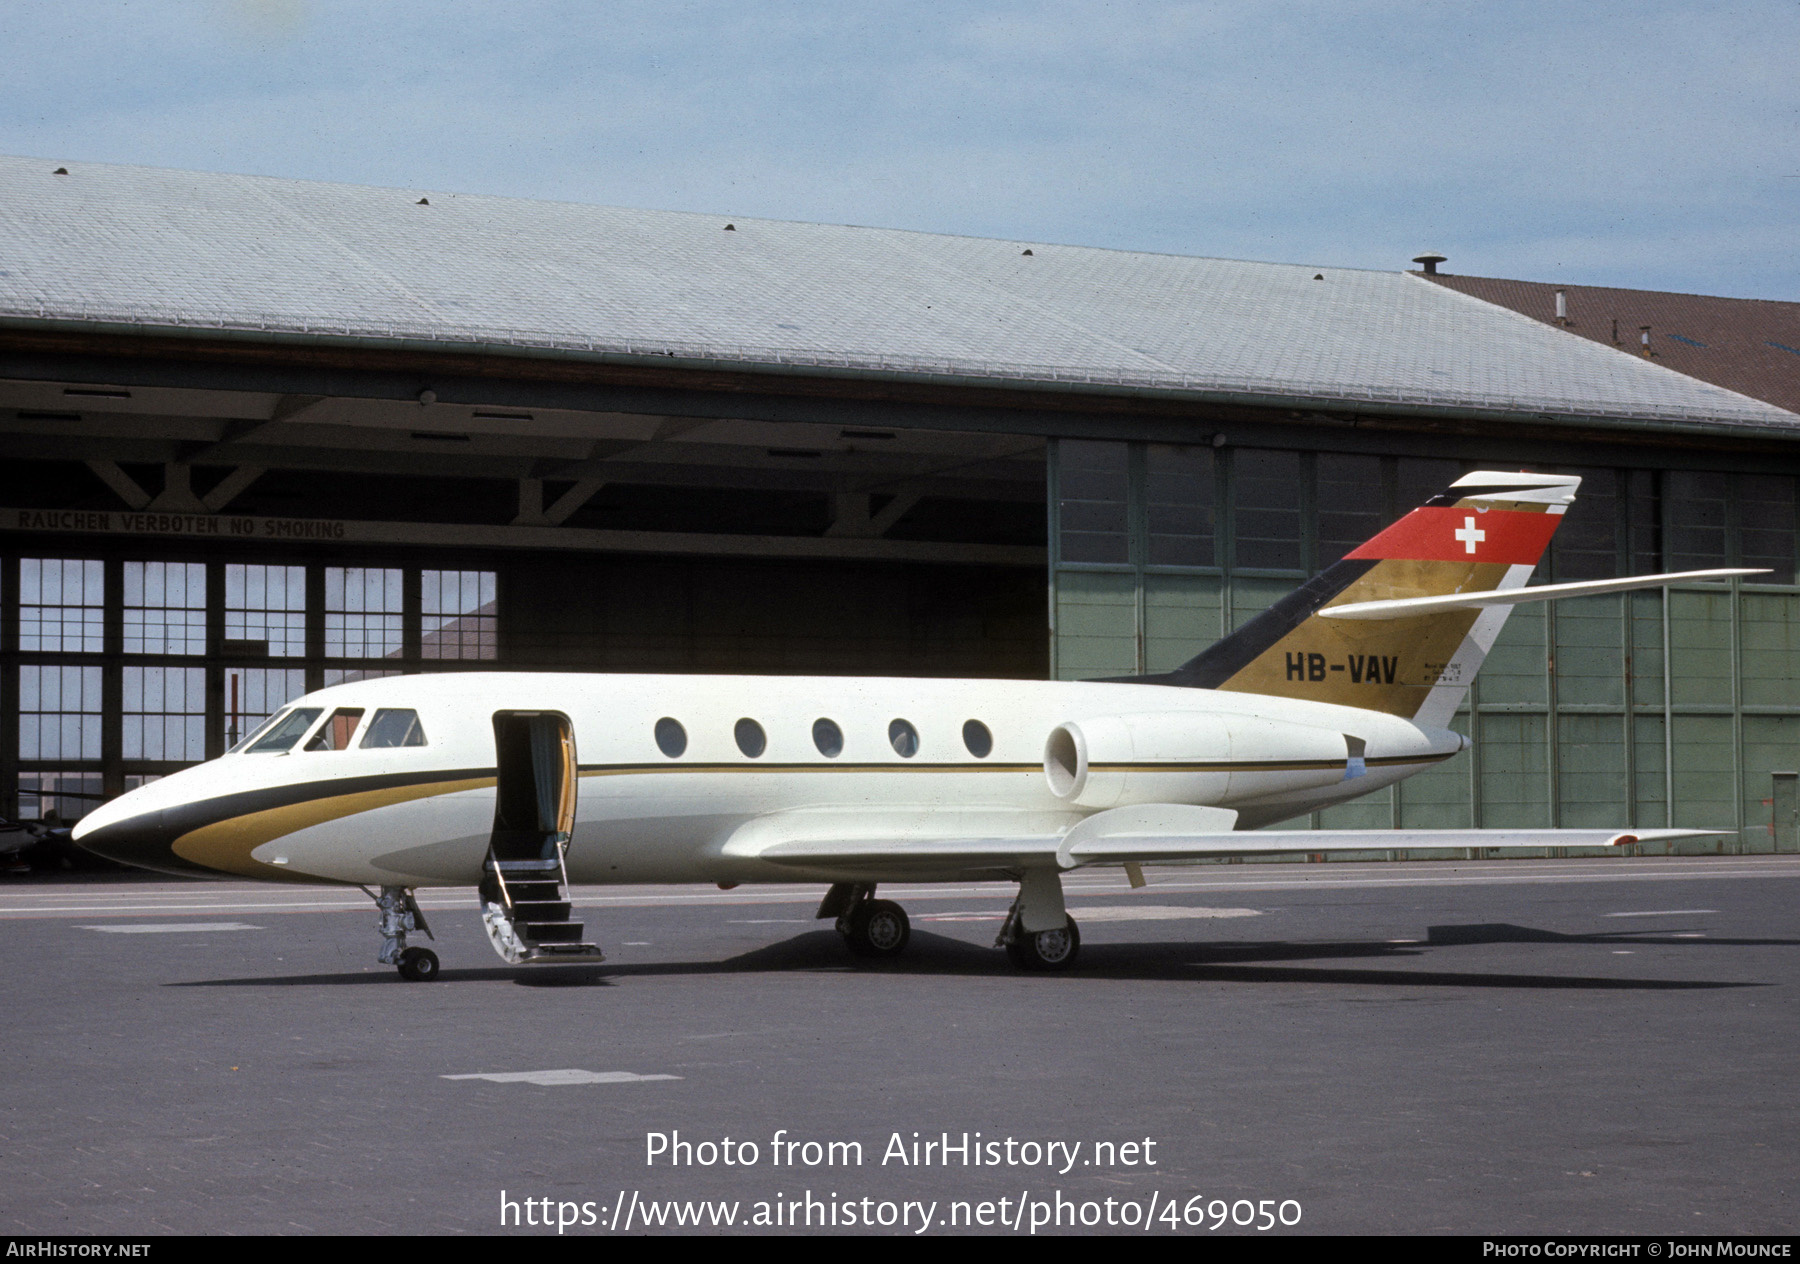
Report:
995,868,1081,972
819,882,911,960
369,885,440,982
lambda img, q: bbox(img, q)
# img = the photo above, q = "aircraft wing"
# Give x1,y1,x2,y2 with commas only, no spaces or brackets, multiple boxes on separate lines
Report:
730,804,1731,874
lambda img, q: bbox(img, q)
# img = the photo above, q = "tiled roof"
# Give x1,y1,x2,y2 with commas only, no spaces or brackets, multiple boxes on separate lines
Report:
1423,272,1800,416
0,155,1793,432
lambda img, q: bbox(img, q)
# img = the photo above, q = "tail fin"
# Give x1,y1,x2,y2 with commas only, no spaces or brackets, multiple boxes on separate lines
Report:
1145,471,1578,726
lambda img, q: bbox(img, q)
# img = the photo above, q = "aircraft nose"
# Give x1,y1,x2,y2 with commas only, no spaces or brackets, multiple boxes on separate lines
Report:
72,805,191,875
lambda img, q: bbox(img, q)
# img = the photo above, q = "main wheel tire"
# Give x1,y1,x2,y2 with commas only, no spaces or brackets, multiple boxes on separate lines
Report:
1009,917,1081,972
845,899,911,959
397,946,441,982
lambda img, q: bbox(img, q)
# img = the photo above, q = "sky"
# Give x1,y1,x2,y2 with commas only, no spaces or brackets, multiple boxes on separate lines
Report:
2,0,1796,300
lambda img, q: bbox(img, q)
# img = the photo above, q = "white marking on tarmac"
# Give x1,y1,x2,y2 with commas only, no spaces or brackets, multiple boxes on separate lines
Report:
442,1070,680,1087
1604,909,1718,917
80,922,262,934
1069,906,1261,922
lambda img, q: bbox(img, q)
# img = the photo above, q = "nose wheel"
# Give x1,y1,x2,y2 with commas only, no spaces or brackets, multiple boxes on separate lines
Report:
397,946,441,981
370,885,441,981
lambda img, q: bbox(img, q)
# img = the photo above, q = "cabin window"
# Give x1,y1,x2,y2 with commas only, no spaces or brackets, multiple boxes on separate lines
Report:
304,708,366,751
812,718,843,757
248,707,324,753
359,708,428,748
962,719,993,758
888,718,919,758
654,717,687,758
734,718,767,758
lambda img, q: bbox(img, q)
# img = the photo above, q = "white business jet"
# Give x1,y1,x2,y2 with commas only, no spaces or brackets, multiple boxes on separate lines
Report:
73,472,1746,979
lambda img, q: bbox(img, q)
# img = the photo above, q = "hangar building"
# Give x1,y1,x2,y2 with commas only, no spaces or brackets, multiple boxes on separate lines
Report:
3,155,1798,855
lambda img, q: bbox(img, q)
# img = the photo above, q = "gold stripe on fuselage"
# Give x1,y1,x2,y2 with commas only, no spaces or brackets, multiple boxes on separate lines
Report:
171,754,1450,878
172,776,495,879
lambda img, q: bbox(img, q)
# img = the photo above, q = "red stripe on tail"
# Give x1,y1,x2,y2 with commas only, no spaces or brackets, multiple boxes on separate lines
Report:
1346,507,1561,565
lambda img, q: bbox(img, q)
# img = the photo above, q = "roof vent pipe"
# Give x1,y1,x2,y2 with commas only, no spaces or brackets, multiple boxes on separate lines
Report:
1412,252,1447,275
1555,290,1568,324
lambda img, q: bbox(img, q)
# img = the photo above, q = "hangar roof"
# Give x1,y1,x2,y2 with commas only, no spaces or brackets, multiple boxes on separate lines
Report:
0,154,1793,432
1422,272,1800,416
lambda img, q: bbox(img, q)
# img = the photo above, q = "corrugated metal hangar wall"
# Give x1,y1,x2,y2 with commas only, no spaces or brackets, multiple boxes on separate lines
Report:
3,156,1798,858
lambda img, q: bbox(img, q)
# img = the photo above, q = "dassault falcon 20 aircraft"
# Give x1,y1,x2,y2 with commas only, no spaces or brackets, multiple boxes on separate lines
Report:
74,471,1747,980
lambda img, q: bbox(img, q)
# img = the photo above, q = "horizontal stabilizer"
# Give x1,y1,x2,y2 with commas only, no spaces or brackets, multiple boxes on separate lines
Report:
1320,569,1764,621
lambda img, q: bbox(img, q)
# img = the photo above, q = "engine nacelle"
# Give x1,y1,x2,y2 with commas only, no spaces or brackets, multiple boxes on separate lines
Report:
1043,710,1359,809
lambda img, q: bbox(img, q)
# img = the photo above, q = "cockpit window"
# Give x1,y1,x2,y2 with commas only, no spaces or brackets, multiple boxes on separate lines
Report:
246,707,323,753
229,710,287,754
304,708,366,751
359,708,428,748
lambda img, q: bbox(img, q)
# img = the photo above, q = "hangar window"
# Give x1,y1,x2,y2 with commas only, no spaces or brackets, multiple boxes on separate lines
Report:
225,564,306,657
1549,467,1619,581
304,708,366,751
324,668,402,687
654,717,687,758
123,562,206,655
1738,474,1796,583
1665,471,1729,571
962,719,993,758
18,772,103,823
1316,454,1385,566
20,559,103,653
812,717,843,757
122,667,206,761
1232,449,1303,571
888,718,919,758
1626,470,1661,575
1058,440,1130,564
19,665,103,760
422,569,498,660
734,718,767,758
1145,445,1215,566
325,567,404,659
224,669,308,750
248,707,324,753
360,709,428,749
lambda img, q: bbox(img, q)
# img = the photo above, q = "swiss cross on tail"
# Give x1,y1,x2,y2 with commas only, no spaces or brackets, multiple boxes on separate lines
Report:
1345,505,1561,564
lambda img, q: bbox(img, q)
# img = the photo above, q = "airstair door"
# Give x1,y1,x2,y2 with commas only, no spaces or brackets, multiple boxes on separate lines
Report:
480,711,602,964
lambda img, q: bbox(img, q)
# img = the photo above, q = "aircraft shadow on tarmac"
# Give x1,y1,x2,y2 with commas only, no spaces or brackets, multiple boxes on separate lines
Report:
168,924,1774,991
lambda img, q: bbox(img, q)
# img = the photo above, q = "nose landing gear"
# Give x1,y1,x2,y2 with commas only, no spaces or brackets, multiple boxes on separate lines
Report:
370,885,440,982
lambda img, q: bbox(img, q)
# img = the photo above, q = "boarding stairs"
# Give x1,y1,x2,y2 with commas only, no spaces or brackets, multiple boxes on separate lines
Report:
480,851,604,965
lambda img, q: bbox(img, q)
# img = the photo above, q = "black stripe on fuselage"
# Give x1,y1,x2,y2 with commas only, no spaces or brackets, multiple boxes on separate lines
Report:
75,766,493,879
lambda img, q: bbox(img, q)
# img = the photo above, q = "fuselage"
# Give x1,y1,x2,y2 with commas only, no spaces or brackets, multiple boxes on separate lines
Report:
73,672,1461,887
